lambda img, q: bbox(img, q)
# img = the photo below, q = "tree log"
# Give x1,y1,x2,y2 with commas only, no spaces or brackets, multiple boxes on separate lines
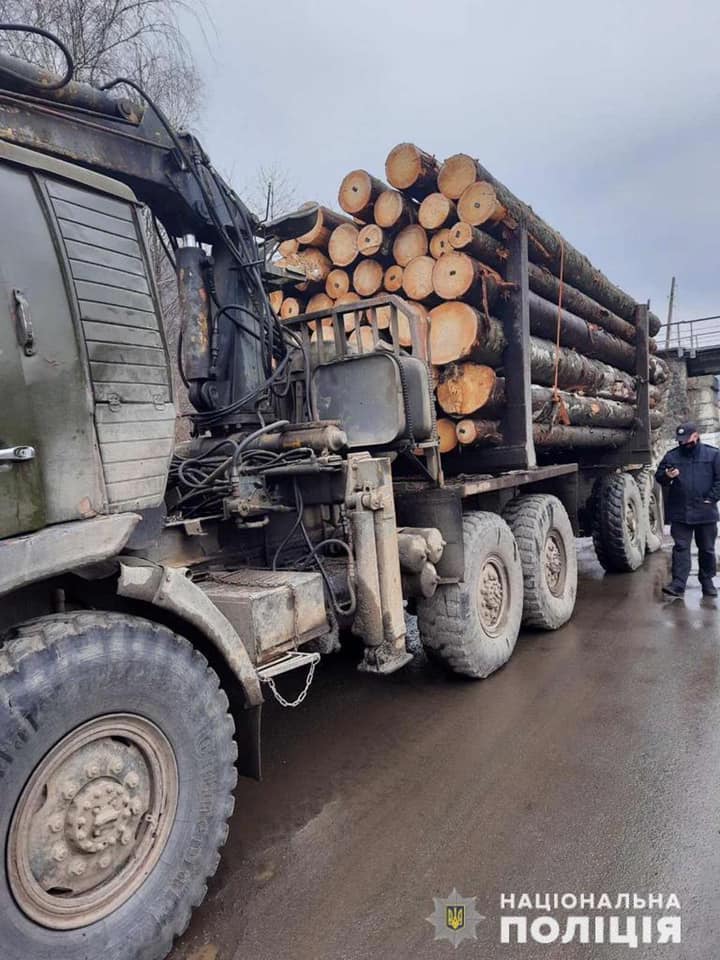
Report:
353,259,384,298
456,419,629,449
384,263,404,293
278,238,299,257
528,291,637,373
385,143,440,200
418,193,457,230
374,189,417,229
444,154,660,330
276,248,331,283
335,292,362,331
402,255,436,302
280,297,304,320
438,154,484,200
457,181,507,227
398,301,428,347
328,223,360,267
306,292,334,314
268,290,284,315
449,221,507,269
296,204,356,250
429,228,453,259
357,223,393,259
392,224,429,266
432,252,502,307
437,418,459,453
429,302,506,365
436,363,499,415
338,170,389,221
325,268,350,299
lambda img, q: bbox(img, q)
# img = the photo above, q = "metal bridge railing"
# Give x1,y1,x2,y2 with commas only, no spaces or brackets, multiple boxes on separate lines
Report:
662,315,720,354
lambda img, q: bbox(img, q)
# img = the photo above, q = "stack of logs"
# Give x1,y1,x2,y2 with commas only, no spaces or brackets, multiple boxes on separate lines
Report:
271,143,669,456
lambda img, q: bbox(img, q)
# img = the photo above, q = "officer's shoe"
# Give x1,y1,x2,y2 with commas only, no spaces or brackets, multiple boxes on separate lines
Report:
662,583,685,598
701,582,718,597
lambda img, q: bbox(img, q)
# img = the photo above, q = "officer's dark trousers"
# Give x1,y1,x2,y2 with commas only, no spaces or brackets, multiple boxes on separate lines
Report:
670,522,718,589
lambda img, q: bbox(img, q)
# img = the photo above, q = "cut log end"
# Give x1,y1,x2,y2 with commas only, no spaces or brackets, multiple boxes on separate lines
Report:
418,192,457,230
437,363,497,416
398,300,428,347
402,255,436,302
392,224,429,266
357,223,387,258
353,259,384,298
335,291,362,331
437,418,459,454
328,223,360,267
437,153,480,200
456,419,503,446
385,142,439,198
429,228,453,259
338,170,388,220
325,268,350,298
268,290,284,314
432,251,480,301
384,263,404,293
280,297,304,320
374,189,415,229
457,181,506,227
306,292,334,314
429,301,484,364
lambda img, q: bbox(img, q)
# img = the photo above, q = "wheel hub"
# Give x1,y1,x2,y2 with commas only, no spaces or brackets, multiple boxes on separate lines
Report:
477,557,509,635
626,499,639,544
8,714,178,930
544,532,566,597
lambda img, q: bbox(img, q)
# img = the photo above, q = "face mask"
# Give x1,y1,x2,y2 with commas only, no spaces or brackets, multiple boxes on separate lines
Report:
680,441,697,455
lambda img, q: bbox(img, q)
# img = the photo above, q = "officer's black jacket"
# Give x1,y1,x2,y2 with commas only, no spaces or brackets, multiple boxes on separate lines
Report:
655,441,720,523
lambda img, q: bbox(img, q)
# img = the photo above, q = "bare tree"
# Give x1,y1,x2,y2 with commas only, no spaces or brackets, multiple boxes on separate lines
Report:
244,162,299,222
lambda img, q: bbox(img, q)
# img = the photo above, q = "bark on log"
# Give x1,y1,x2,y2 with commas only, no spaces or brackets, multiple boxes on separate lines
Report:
353,259,384,298
445,154,659,330
449,221,507,269
402,255,436,302
418,193,457,230
268,290,284,315
429,228,453,259
456,419,629,449
325,268,350,299
527,263,637,344
338,170,389,221
528,291,637,373
457,181,507,227
432,252,502,308
328,223,360,267
437,418,459,453
374,189,417,229
392,224,429,266
384,263,404,293
429,302,506,365
385,143,440,200
296,204,356,250
357,223,393,259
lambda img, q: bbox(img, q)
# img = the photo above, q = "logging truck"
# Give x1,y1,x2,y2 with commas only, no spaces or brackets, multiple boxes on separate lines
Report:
0,29,664,960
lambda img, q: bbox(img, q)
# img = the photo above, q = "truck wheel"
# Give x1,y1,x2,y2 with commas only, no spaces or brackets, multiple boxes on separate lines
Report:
635,466,665,553
0,612,237,960
417,511,523,678
503,494,577,630
592,473,647,572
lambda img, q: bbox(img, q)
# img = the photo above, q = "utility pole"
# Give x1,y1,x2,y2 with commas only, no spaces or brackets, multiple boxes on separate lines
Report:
664,276,676,348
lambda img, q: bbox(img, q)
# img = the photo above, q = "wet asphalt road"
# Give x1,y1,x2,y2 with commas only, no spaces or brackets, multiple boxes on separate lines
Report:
169,540,720,960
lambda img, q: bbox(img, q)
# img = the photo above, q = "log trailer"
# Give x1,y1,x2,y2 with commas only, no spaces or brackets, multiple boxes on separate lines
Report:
0,28,663,960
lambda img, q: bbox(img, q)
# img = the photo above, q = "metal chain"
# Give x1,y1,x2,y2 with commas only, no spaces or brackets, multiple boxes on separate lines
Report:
259,655,319,708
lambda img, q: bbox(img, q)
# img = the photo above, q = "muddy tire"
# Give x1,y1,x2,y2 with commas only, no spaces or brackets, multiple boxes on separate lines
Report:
592,473,647,572
635,466,665,553
0,613,237,960
503,494,578,630
417,511,523,678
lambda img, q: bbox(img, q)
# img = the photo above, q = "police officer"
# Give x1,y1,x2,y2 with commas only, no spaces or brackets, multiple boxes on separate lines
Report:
656,422,720,597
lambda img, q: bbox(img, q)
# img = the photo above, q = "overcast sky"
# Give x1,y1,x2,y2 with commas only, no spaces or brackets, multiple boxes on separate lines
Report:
191,0,720,333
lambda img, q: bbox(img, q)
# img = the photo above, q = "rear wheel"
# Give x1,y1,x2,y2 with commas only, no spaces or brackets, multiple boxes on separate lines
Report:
417,511,523,678
636,466,665,553
503,494,577,629
0,613,237,960
592,473,647,572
